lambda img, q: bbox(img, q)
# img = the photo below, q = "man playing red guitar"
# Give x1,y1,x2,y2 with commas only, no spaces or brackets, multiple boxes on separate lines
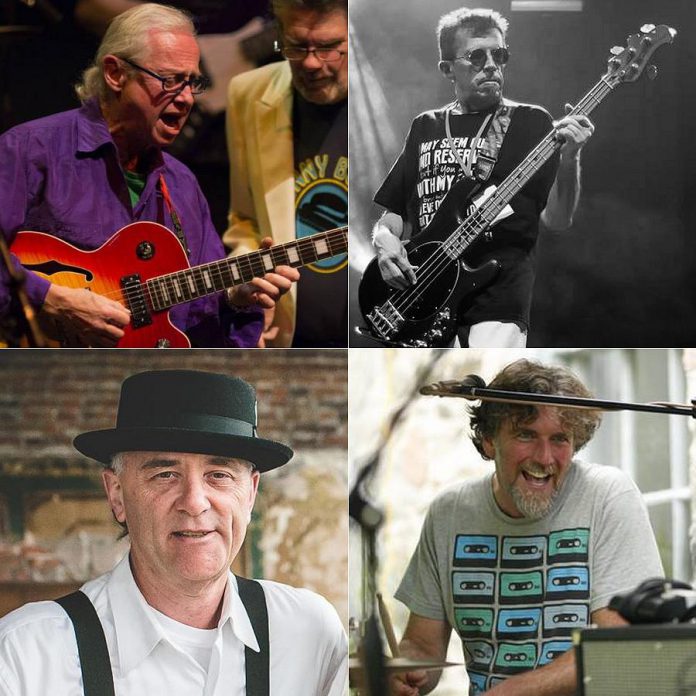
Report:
0,3,299,347
371,7,594,348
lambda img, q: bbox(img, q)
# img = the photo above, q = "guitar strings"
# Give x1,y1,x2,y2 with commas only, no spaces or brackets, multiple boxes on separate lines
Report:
375,79,612,333
71,225,348,311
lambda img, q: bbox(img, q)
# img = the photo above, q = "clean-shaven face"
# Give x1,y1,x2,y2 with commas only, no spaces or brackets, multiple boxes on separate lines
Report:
117,30,200,150
103,451,259,586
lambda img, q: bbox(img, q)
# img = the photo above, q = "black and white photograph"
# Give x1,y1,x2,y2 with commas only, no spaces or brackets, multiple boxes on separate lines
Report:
349,0,695,348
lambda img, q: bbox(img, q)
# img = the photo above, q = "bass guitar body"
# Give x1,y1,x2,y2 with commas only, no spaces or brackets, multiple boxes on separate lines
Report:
358,180,499,347
12,223,192,348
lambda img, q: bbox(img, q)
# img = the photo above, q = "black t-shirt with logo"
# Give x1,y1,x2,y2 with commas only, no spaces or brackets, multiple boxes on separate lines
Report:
292,92,348,347
374,101,559,331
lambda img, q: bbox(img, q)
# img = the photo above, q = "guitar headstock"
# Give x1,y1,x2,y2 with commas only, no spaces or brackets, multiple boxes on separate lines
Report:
605,24,676,86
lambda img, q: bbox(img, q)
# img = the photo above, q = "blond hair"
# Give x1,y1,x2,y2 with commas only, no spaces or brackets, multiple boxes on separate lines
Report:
75,3,195,102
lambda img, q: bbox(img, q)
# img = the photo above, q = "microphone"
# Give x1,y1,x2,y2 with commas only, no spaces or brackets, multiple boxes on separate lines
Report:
419,374,486,397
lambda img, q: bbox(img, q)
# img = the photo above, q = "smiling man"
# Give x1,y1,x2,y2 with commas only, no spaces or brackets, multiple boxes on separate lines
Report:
0,4,299,347
223,0,348,347
392,359,663,696
371,7,594,348
0,369,347,695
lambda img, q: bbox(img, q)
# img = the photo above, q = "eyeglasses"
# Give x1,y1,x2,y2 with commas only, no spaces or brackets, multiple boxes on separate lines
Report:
274,41,346,63
451,47,510,71
121,57,211,95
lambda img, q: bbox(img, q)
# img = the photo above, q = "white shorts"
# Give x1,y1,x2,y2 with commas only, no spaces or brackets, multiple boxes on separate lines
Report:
457,321,528,348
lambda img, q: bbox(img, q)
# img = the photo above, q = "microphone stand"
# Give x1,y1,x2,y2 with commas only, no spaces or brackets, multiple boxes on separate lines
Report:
349,351,446,695
420,379,696,419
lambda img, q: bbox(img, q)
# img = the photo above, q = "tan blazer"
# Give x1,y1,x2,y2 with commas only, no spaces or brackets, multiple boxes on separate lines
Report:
223,61,297,347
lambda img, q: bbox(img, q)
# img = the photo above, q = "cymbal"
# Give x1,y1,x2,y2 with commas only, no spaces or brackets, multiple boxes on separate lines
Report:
349,655,461,677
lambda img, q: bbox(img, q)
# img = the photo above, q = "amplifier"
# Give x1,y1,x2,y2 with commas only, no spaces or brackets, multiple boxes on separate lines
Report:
576,624,696,696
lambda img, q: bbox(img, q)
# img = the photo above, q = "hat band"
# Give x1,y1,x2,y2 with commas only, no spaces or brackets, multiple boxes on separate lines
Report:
117,412,256,437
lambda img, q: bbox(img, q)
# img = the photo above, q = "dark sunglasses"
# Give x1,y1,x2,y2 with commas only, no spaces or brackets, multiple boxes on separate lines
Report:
451,47,510,70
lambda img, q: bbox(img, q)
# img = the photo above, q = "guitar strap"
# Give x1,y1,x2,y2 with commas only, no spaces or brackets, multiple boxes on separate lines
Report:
444,101,516,184
159,174,191,258
55,580,270,696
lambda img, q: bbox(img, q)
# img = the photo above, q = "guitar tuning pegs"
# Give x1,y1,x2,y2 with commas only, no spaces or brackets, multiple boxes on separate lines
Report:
646,64,658,80
609,45,623,56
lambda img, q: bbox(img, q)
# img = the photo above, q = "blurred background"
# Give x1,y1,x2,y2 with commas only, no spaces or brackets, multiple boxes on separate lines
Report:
0,349,348,626
349,347,696,694
349,0,696,347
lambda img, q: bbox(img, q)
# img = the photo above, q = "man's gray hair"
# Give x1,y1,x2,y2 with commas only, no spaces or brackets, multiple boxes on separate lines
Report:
108,451,257,474
437,7,509,61
109,452,127,475
75,3,196,103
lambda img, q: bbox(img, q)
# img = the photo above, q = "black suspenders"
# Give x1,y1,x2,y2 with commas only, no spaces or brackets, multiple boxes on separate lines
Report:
236,577,270,696
55,578,270,696
55,592,115,696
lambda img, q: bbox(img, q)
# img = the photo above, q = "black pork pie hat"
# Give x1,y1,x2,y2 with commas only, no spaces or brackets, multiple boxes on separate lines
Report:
73,370,293,472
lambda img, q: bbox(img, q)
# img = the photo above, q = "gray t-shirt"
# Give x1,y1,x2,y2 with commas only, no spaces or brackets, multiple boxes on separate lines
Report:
395,460,664,694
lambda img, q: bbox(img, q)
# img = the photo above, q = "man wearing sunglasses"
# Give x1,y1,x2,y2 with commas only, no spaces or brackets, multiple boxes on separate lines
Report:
372,7,594,348
223,0,348,347
0,3,299,347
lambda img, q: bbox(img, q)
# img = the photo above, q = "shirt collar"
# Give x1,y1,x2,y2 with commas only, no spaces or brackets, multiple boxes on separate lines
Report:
74,98,166,174
225,575,260,653
75,98,115,155
107,555,260,675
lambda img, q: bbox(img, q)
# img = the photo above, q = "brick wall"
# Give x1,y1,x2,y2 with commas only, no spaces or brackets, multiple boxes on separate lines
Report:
0,349,348,622
0,349,347,466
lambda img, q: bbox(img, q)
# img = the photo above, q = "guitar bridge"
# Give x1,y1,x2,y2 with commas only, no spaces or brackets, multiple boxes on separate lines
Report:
367,301,404,339
121,274,152,329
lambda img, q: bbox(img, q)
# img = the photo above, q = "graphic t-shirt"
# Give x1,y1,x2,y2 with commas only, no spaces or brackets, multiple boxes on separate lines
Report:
395,461,664,694
292,93,348,347
374,100,559,330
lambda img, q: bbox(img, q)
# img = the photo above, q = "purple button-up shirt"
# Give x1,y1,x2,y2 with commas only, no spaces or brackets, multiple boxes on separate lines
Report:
0,98,262,347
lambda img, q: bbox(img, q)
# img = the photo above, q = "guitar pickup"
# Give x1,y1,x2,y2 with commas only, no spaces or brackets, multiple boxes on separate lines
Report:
121,274,153,329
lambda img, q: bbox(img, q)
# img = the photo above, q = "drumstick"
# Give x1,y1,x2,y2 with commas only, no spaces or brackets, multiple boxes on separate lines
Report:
377,592,400,658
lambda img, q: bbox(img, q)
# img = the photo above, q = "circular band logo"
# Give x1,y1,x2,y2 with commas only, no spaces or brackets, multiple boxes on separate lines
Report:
295,179,348,273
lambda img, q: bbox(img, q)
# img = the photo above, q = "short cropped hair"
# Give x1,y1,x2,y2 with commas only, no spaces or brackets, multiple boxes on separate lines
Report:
272,0,347,20
469,359,601,459
437,7,509,60
75,3,196,103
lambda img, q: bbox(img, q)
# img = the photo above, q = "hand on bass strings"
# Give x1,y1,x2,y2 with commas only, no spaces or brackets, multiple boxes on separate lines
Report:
553,103,595,158
373,221,418,290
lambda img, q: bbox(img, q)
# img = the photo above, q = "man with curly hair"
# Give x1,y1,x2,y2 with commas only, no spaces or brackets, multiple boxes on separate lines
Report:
392,359,663,695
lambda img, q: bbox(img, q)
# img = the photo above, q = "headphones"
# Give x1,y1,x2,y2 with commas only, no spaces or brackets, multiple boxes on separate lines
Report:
609,578,696,624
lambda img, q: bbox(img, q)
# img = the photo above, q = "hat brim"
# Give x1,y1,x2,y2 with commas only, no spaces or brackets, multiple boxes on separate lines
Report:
73,427,293,473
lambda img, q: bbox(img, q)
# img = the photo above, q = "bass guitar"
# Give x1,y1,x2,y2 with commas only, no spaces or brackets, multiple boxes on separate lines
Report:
11,222,347,347
357,24,675,347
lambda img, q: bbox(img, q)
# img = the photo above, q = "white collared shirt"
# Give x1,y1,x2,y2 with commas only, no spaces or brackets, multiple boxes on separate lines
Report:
0,555,347,696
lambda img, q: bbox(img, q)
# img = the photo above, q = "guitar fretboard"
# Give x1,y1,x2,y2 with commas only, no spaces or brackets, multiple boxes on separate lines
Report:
146,226,347,311
444,76,614,258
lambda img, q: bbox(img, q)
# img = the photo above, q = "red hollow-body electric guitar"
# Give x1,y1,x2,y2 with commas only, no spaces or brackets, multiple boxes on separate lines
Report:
11,222,348,347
